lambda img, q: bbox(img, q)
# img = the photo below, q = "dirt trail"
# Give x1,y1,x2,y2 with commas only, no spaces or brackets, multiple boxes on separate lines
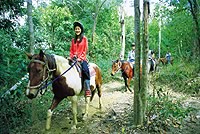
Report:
20,81,200,134
21,81,133,134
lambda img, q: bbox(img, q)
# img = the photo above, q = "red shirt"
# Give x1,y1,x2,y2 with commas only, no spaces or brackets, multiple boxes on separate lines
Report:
70,36,88,61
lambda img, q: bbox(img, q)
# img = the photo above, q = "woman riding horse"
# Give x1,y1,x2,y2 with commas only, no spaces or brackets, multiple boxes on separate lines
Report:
26,50,102,130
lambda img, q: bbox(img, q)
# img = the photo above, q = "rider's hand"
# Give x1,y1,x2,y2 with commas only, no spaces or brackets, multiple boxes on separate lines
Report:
72,55,77,61
77,58,81,62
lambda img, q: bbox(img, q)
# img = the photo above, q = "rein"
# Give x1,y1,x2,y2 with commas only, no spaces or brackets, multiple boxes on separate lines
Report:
118,61,131,74
117,60,129,74
115,60,122,73
27,56,77,95
39,60,77,90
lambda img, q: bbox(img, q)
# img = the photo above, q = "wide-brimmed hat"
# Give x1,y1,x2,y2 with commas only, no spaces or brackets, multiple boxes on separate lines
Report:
73,21,84,33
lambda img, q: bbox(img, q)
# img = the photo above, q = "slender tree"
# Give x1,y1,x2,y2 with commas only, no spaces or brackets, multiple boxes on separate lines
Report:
119,3,126,60
91,0,107,43
141,0,150,123
133,0,142,126
133,0,150,126
27,0,34,54
188,0,200,59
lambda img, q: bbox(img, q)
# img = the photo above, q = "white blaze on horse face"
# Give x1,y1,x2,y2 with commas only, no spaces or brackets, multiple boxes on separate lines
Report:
26,81,39,97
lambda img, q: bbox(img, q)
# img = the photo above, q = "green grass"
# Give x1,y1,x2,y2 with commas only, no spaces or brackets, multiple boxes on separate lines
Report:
156,59,200,94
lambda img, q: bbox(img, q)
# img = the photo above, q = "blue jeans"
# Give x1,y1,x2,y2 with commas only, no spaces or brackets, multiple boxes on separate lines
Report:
81,60,90,80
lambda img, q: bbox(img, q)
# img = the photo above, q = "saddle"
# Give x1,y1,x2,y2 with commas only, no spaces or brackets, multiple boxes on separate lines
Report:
68,59,96,92
68,58,82,77
68,59,96,78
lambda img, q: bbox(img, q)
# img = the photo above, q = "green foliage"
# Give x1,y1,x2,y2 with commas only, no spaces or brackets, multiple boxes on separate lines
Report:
0,30,27,90
0,74,29,133
149,1,199,59
0,86,59,133
0,0,200,133
33,4,73,51
146,94,194,133
0,0,25,30
156,60,200,94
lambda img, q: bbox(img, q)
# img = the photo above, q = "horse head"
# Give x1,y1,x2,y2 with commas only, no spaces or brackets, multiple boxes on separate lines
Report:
26,50,55,99
111,59,122,76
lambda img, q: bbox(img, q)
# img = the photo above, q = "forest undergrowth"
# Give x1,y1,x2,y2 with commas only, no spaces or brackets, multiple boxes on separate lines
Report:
0,61,200,134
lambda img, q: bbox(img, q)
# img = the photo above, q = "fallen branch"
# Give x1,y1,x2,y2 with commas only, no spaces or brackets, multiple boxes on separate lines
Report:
1,73,28,99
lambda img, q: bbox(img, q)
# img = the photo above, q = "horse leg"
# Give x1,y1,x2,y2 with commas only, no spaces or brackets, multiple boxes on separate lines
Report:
153,60,156,72
123,76,128,92
147,61,150,74
83,96,90,120
46,97,63,130
96,85,102,109
90,86,95,102
71,96,78,129
127,78,133,93
90,86,102,109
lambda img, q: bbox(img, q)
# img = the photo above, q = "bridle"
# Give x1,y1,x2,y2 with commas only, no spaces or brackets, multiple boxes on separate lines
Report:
113,60,122,73
27,55,78,96
27,56,56,94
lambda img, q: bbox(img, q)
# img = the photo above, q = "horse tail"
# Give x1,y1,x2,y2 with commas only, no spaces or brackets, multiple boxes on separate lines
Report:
95,65,103,86
92,64,102,103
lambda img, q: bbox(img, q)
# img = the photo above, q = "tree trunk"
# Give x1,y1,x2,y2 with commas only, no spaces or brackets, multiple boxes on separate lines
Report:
188,0,200,59
141,0,150,123
91,0,107,44
133,0,149,127
120,4,125,60
133,0,142,126
27,0,34,54
158,0,162,59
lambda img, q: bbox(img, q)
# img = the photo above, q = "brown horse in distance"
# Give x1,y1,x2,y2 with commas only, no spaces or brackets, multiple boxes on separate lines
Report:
111,59,133,93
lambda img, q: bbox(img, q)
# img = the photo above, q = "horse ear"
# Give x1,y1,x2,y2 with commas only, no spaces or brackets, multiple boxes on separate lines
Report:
39,50,45,58
25,52,33,60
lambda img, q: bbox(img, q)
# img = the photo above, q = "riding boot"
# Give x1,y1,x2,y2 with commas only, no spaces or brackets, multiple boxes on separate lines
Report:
84,79,91,97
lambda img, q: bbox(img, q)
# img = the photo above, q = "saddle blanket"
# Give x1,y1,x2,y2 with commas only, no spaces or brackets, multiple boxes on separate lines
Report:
89,66,96,77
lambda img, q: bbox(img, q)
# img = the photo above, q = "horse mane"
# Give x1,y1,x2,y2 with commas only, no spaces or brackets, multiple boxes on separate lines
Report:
120,60,126,63
45,54,57,70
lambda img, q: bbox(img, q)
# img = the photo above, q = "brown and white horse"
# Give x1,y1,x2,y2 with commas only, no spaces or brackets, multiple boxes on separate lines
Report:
26,50,102,130
111,59,133,93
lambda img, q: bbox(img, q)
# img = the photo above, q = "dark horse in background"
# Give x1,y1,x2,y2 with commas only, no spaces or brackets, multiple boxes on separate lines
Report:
111,59,133,93
26,50,102,130
147,58,157,73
